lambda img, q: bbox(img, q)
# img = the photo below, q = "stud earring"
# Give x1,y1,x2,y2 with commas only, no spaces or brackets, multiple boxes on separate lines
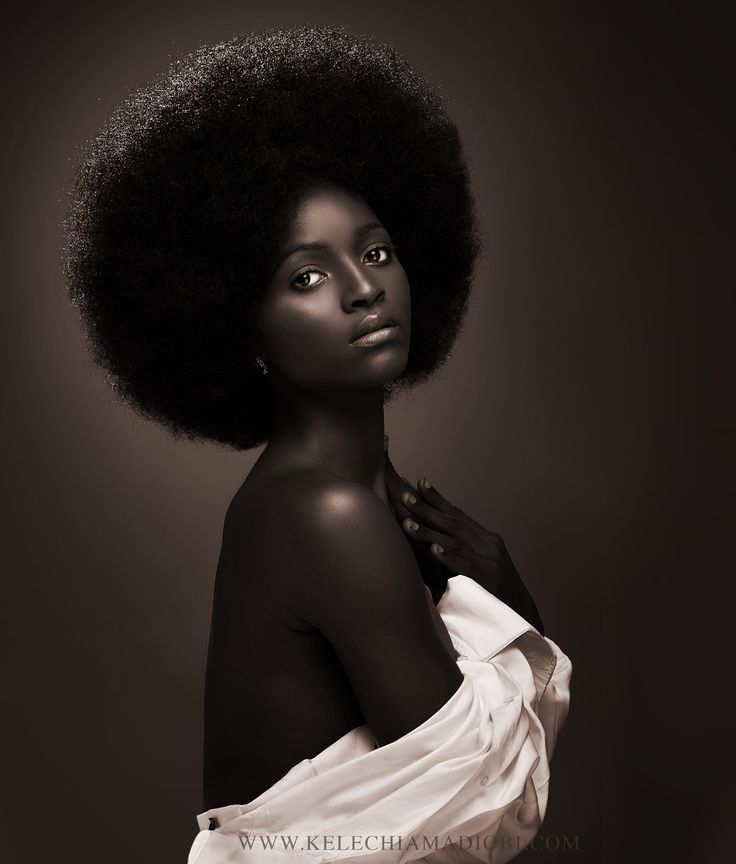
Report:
255,355,268,375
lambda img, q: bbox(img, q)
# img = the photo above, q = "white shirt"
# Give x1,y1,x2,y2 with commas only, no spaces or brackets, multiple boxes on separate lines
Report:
187,574,573,863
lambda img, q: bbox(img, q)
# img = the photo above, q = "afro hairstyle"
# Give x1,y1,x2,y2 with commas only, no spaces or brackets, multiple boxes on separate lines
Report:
62,24,482,451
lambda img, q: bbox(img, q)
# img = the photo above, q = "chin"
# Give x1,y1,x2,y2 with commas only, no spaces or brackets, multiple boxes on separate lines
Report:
295,344,410,391
353,353,410,389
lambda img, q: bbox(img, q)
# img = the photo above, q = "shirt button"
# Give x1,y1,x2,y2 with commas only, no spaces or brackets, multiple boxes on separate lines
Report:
479,773,489,786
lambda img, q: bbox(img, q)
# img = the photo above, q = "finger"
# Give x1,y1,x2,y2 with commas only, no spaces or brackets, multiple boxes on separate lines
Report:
400,515,459,569
385,467,411,492
385,466,417,515
417,475,496,539
386,496,409,524
430,542,504,596
401,517,487,583
390,496,413,525
385,451,410,504
426,541,476,581
385,484,415,530
399,486,464,538
401,516,455,551
415,476,464,520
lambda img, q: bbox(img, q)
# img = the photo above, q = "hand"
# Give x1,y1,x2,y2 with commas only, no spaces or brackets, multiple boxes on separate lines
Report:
383,436,545,635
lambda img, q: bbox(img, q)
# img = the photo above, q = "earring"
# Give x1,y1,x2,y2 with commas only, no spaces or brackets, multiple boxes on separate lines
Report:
255,355,268,375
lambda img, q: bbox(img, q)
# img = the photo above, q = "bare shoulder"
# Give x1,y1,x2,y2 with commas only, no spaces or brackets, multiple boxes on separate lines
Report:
279,469,416,565
230,467,422,607
227,466,398,539
222,467,411,589
284,469,399,533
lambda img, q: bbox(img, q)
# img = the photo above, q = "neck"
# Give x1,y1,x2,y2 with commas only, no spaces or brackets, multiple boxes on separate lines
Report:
263,374,389,500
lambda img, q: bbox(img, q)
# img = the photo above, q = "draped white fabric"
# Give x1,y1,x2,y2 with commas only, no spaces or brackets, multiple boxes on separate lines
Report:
187,575,573,863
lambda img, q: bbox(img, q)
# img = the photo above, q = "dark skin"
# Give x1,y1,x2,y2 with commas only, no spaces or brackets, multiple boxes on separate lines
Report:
382,436,545,635
202,181,543,810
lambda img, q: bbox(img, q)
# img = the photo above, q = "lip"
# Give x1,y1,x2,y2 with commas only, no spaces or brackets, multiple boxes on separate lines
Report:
349,324,401,348
350,313,399,344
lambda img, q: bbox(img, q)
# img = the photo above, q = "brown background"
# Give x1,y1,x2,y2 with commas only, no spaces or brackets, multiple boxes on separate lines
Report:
2,2,733,862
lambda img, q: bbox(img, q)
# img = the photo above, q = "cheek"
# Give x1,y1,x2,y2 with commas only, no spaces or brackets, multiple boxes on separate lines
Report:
263,296,344,370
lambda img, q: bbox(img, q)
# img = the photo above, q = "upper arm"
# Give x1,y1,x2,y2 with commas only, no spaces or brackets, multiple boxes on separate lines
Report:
279,473,464,746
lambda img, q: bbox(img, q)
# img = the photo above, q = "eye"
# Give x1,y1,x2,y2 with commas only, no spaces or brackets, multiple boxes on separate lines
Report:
291,269,327,291
363,242,395,265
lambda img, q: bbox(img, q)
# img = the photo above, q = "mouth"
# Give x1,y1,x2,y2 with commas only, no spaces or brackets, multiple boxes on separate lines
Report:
349,324,401,348
350,314,400,346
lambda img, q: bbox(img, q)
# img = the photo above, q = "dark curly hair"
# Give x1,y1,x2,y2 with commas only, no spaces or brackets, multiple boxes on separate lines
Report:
62,24,482,450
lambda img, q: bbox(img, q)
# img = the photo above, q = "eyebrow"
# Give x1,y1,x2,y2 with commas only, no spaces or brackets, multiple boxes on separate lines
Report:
276,221,387,268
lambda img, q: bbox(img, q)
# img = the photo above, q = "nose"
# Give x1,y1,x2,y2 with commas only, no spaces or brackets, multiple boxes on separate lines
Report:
341,262,385,310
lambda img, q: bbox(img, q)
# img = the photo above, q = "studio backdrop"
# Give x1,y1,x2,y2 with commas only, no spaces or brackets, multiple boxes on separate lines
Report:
2,2,732,863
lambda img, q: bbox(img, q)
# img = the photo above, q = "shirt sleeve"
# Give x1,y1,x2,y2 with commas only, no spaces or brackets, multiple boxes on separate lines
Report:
441,572,572,759
189,574,573,864
437,573,573,762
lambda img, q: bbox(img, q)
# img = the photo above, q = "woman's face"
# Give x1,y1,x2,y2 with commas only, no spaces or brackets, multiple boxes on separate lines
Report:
257,182,411,392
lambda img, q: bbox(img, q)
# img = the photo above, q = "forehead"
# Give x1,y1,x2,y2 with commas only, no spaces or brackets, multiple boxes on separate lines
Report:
283,183,382,242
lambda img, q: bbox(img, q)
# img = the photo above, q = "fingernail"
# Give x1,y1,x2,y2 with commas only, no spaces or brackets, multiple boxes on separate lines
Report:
421,477,432,489
403,492,416,505
432,543,444,554
407,520,419,531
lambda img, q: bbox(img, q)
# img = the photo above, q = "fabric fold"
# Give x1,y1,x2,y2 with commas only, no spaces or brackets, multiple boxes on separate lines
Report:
188,574,572,864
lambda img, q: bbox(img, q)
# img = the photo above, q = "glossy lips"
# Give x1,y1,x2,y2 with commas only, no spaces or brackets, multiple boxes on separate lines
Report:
350,313,399,346
350,325,400,347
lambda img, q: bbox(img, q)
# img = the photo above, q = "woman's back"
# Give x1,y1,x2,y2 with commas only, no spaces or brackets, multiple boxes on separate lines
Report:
203,463,367,809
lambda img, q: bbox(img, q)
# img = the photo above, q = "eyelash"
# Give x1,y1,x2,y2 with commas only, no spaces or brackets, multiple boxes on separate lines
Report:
291,242,398,291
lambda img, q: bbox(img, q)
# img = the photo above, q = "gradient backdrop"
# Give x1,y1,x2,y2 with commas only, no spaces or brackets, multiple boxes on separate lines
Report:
2,2,733,863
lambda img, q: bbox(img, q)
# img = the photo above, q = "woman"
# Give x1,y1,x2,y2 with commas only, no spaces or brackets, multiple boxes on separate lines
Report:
63,24,571,862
